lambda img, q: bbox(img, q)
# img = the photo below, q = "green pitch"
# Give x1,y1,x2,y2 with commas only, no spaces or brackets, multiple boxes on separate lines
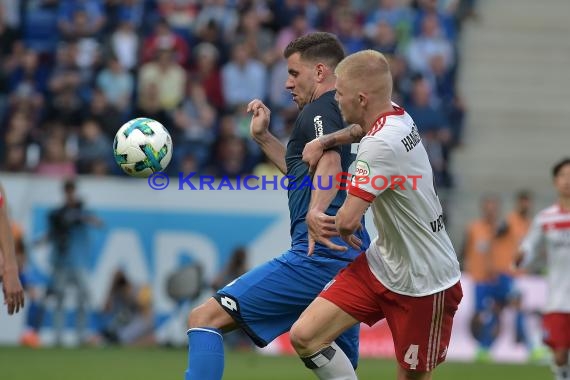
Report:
0,346,550,380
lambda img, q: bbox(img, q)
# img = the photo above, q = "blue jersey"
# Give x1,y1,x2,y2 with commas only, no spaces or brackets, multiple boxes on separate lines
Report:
285,91,370,260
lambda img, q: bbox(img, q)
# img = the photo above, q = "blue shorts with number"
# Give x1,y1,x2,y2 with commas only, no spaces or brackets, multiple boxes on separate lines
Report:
214,249,360,368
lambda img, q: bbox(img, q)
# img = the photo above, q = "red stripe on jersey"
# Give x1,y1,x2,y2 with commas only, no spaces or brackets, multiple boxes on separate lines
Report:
348,185,376,202
366,106,405,136
542,220,570,231
0,194,3,208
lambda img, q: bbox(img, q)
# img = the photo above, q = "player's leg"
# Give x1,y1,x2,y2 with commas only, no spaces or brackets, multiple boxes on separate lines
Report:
383,281,463,380
543,313,570,380
186,252,335,380
470,282,497,361
291,297,360,380
51,268,67,346
73,269,90,344
185,297,237,380
290,253,384,379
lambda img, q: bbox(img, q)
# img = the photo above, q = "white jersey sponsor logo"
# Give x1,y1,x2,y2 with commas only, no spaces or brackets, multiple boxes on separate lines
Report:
313,115,324,138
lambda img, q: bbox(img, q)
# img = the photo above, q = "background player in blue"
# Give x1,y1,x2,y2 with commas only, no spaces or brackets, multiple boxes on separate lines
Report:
184,32,370,380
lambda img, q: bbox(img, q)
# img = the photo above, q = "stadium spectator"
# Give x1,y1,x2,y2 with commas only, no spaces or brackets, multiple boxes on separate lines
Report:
189,42,225,111
363,0,413,44
106,18,140,71
0,0,473,196
57,0,106,40
172,79,217,170
96,55,134,114
75,118,113,175
405,75,452,188
221,41,267,111
137,48,186,112
406,14,454,78
518,158,570,380
235,7,275,65
193,0,239,42
141,18,190,67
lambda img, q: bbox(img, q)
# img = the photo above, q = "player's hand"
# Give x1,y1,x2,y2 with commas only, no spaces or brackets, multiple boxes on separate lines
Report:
2,267,24,315
302,138,325,175
247,99,271,139
339,231,363,251
307,209,346,255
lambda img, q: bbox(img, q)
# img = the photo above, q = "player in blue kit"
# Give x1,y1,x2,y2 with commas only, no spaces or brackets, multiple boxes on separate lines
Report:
184,32,370,380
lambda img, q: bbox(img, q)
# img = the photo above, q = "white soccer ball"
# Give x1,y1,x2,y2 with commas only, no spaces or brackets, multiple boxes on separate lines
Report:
113,117,173,177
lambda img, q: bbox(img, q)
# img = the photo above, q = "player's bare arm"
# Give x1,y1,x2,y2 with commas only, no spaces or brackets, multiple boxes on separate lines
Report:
335,194,367,251
0,183,25,315
303,124,365,174
247,99,287,174
307,150,345,255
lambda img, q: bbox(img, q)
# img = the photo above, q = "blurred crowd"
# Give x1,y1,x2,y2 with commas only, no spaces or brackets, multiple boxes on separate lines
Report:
0,0,477,189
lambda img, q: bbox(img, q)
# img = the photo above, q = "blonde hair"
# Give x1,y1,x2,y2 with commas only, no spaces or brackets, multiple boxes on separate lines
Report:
335,50,392,102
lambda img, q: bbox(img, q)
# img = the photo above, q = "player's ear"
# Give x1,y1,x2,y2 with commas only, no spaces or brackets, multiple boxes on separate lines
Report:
315,63,326,82
358,92,367,106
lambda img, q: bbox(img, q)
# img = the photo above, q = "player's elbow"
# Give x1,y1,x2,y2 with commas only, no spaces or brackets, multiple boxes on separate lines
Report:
315,150,341,173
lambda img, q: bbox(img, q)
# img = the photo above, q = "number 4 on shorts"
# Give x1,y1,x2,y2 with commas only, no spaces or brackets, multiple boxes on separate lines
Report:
404,344,419,370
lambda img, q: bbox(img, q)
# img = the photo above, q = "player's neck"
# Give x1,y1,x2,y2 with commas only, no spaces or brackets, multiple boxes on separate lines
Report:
310,81,335,103
362,102,394,133
559,197,570,212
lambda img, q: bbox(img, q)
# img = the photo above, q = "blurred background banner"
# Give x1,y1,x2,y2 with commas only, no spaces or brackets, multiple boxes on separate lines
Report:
0,173,288,346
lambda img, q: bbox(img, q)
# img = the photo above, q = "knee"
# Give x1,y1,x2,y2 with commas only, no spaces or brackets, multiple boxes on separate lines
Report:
290,321,318,355
187,304,212,329
400,368,431,380
553,350,568,366
187,299,234,330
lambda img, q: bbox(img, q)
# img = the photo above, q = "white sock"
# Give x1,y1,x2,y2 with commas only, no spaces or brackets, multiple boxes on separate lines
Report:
301,342,357,380
553,365,569,380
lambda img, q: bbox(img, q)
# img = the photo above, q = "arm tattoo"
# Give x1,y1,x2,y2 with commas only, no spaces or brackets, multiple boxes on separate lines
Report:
348,124,365,143
319,134,339,150
318,124,365,150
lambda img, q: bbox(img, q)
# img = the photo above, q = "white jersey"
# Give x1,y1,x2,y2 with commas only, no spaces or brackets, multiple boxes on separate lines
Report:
348,105,461,297
520,204,570,312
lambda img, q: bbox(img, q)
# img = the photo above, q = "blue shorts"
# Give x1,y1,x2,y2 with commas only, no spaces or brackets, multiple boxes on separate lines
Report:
214,250,360,368
474,274,517,312
489,273,517,305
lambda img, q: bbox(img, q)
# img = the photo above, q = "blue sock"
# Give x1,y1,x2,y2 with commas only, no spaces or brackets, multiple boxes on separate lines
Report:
515,311,531,349
479,312,498,349
185,327,224,380
26,300,43,331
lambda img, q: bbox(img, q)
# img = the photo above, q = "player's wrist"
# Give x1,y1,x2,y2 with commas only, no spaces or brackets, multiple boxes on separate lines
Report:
252,129,271,143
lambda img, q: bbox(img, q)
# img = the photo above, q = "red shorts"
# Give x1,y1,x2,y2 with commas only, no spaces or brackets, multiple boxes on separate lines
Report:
543,313,570,350
320,253,462,371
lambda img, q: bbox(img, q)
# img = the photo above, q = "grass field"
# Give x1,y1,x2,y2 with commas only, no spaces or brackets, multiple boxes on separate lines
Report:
0,346,551,380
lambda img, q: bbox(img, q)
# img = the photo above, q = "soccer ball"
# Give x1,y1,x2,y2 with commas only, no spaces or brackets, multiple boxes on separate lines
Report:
113,117,173,177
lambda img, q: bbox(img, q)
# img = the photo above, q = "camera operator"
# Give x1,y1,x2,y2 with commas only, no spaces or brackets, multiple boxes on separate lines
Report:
45,179,102,346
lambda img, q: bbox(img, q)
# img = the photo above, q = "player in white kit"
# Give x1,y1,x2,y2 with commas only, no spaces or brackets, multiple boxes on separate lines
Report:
519,158,570,380
289,50,462,380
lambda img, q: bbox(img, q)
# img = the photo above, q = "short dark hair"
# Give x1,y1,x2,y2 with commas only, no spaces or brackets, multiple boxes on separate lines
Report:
63,179,76,193
553,157,570,178
283,32,345,69
516,189,532,201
